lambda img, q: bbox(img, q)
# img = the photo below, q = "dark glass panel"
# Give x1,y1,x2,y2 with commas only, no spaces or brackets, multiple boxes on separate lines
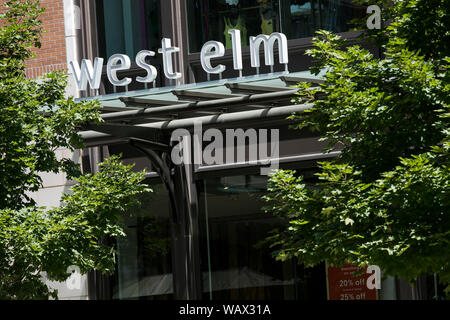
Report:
187,0,281,53
95,0,162,60
281,0,365,39
111,183,174,300
187,0,365,53
199,174,327,300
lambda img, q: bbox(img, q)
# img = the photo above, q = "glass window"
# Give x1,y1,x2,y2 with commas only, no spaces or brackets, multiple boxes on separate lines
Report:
281,0,365,39
187,0,281,53
111,183,173,300
199,174,327,299
95,0,162,59
186,0,365,53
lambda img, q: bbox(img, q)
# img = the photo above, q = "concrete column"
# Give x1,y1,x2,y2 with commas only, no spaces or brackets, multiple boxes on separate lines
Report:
63,0,82,98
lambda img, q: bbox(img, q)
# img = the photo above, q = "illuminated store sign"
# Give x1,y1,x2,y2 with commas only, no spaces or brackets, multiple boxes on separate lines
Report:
69,29,289,91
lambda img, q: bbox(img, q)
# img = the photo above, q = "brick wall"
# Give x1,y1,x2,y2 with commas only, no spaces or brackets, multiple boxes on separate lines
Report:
1,0,67,78
26,0,67,78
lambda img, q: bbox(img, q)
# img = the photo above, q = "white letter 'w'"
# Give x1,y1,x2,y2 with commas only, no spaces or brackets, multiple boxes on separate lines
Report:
69,58,104,91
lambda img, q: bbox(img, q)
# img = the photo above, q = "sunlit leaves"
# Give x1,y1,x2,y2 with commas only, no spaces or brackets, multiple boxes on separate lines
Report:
264,1,450,295
0,157,150,299
0,1,150,299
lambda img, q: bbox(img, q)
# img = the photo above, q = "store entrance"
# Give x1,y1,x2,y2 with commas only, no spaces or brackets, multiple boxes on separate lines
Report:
198,174,327,300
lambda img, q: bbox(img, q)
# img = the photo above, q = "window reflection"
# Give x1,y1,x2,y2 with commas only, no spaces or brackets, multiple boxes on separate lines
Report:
187,0,364,53
112,183,173,300
187,0,281,52
199,175,327,299
95,0,161,59
282,0,364,39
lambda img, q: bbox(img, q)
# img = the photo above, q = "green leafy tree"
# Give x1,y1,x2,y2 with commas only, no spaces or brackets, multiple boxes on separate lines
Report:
0,0,150,299
354,0,450,62
263,0,450,294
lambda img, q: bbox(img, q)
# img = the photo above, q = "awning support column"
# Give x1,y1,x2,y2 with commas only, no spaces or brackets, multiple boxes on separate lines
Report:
129,137,202,300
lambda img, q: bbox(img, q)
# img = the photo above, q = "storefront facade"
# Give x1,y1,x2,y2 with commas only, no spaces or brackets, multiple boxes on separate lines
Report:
76,0,367,94
82,72,336,300
70,0,441,300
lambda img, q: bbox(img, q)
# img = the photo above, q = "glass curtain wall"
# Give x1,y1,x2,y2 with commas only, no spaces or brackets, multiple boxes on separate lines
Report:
95,0,162,59
111,183,173,300
187,0,365,53
187,0,281,52
198,174,327,300
280,0,364,39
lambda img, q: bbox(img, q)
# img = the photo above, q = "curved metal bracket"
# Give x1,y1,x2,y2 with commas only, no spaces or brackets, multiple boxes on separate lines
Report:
128,137,179,224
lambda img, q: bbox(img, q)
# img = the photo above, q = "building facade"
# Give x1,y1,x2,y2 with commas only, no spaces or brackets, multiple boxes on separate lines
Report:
22,0,443,300
17,0,88,300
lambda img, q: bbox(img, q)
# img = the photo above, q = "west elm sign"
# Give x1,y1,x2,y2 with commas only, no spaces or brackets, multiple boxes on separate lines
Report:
69,29,289,91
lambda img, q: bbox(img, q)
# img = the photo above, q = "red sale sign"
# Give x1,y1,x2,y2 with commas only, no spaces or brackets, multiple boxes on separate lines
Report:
326,263,377,300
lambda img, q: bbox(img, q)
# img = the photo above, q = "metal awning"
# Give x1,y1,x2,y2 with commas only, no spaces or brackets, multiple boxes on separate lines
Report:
79,70,323,147
77,70,330,301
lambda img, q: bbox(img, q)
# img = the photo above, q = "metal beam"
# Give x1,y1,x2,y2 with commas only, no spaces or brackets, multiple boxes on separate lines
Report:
101,105,142,112
83,123,163,142
136,103,313,130
120,96,187,108
280,75,326,86
171,89,239,101
100,89,299,122
225,82,293,95
195,151,341,174
81,103,314,146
